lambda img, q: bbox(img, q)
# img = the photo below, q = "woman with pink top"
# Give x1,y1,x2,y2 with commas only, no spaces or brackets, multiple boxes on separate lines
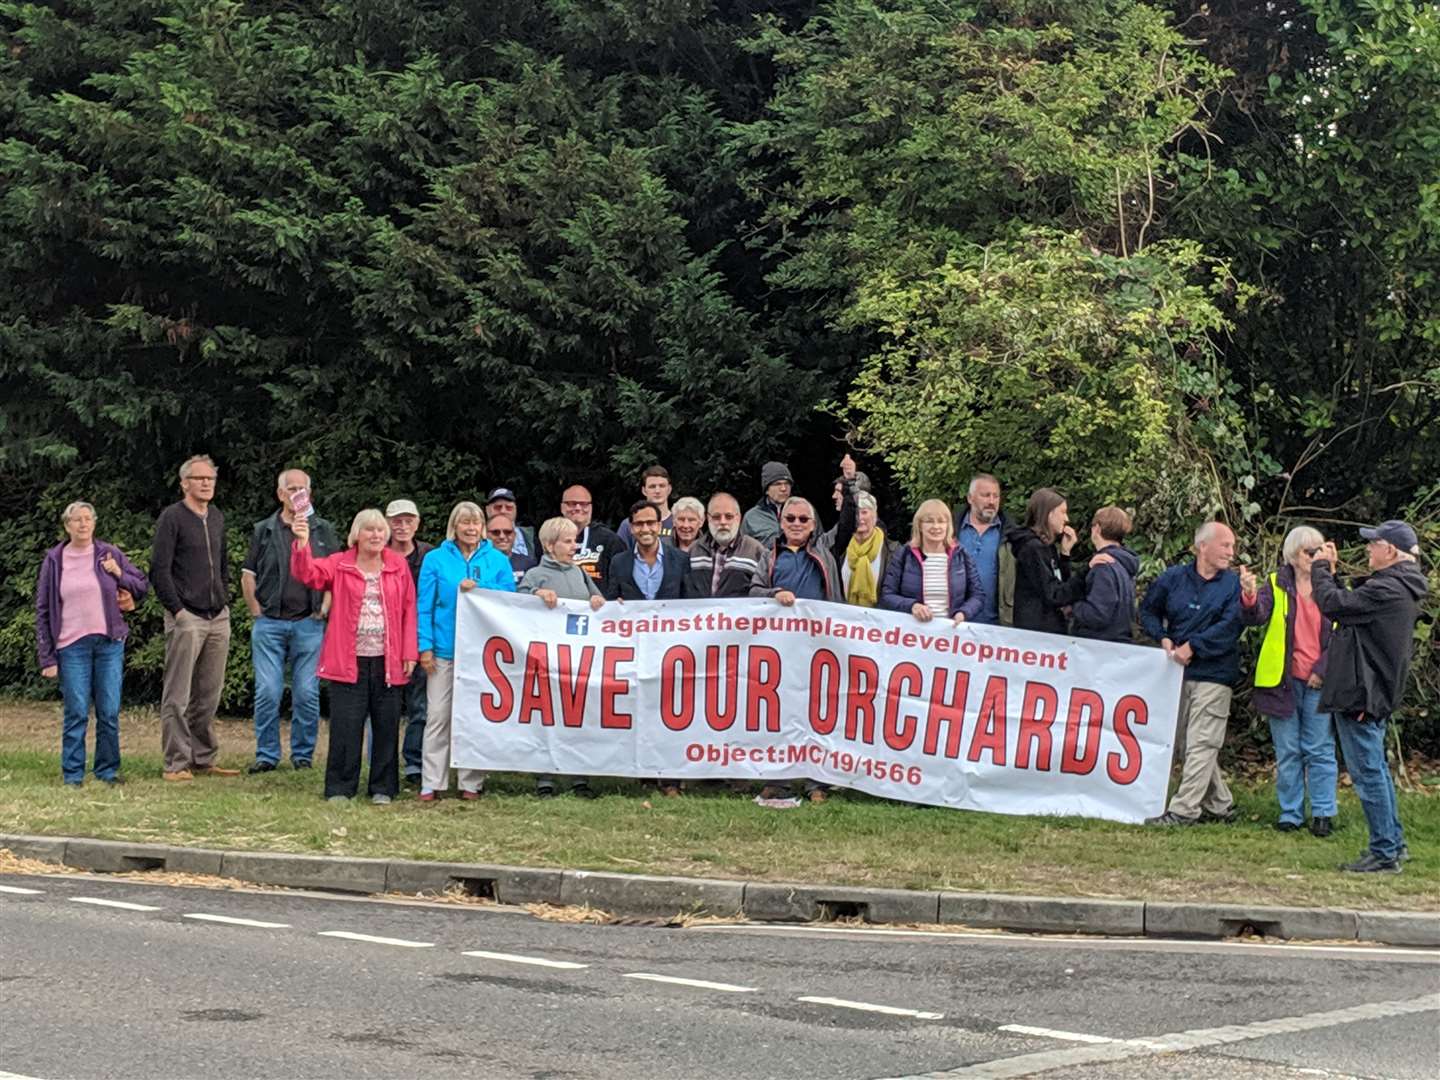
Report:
35,501,148,786
290,508,418,804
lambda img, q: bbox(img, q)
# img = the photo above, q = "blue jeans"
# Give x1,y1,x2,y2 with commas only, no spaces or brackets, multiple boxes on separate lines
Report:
1334,714,1405,861
251,616,324,765
400,667,428,777
1269,680,1338,823
57,635,124,784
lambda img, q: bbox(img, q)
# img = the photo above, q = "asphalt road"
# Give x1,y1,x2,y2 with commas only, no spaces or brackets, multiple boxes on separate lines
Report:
1,872,1436,1080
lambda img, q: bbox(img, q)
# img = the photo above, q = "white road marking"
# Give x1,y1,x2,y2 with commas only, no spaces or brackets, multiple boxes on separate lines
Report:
0,1069,48,1079
317,931,433,948
887,993,1440,1078
183,913,291,929
997,1025,1121,1045
68,897,161,912
463,950,588,970
693,923,1440,960
622,973,756,993
0,885,43,895
798,996,944,1020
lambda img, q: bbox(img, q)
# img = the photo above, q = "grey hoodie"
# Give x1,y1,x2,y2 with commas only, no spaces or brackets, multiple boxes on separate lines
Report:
518,556,603,601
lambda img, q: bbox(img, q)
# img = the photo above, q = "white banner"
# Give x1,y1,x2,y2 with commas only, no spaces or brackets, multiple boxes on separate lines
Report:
452,592,1182,823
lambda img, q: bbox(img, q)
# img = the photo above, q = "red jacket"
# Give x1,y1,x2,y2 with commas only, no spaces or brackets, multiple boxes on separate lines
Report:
291,543,418,687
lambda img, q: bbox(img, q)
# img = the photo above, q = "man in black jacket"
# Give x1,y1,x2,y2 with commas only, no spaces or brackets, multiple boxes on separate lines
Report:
240,468,340,774
151,454,239,781
1312,521,1429,873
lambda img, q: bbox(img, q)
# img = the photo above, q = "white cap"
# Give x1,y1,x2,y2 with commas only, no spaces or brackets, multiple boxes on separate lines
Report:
385,499,419,518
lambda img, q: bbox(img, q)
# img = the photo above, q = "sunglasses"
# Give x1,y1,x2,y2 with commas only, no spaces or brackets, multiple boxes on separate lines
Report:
783,514,812,524
1303,547,1322,557
488,528,515,537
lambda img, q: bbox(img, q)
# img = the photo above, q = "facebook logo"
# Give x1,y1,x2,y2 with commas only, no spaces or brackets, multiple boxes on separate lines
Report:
565,614,590,636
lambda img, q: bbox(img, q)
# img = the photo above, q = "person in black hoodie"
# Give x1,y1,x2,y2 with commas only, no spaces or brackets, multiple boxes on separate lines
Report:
1070,506,1140,642
1312,521,1430,873
1005,488,1090,635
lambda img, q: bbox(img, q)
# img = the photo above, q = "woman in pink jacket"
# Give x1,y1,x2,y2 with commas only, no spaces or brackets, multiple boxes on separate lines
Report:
292,509,418,804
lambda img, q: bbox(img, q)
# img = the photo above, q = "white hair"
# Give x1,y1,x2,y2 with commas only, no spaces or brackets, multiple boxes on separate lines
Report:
1282,525,1325,566
672,496,704,519
968,473,1000,497
276,467,310,491
781,496,816,526
856,491,878,514
178,454,216,483
1194,521,1231,545
61,501,96,526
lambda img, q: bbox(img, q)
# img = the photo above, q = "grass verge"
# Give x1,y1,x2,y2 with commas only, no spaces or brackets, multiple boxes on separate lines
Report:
1,702,1435,910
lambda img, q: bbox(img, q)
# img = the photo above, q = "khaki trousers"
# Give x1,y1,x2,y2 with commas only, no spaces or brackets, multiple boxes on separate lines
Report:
421,659,485,794
161,608,231,772
1167,679,1234,820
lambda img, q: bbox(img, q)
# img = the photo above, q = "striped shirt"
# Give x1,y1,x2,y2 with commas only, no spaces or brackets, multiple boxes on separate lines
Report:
921,552,948,612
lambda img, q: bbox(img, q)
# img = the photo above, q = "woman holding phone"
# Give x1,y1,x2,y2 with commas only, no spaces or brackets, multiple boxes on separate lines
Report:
290,508,417,804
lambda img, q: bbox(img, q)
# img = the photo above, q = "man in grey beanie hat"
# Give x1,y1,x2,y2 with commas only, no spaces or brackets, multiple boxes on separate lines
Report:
742,461,793,545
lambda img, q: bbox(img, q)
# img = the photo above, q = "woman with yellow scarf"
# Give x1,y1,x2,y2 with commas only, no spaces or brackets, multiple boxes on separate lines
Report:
842,492,898,607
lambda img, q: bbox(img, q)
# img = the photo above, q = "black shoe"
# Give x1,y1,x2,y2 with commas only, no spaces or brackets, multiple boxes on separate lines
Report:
1200,807,1239,824
572,784,598,800
402,772,421,788
1309,816,1334,838
1339,852,1401,874
292,759,312,770
1274,820,1303,832
536,786,557,799
98,775,125,786
1145,811,1199,826
247,761,277,775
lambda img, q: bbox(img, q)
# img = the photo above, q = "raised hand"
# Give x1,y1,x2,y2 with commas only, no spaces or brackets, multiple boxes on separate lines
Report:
840,453,856,481
1059,525,1078,556
1238,564,1258,598
292,515,310,547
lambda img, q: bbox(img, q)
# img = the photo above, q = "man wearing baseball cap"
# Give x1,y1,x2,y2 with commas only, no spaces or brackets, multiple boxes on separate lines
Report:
386,499,433,785
485,487,535,558
1311,520,1428,873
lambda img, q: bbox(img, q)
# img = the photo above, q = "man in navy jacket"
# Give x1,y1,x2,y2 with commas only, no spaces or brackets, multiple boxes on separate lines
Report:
604,501,699,601
1140,521,1244,826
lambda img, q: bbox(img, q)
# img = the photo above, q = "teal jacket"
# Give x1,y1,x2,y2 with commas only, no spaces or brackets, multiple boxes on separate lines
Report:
416,539,514,659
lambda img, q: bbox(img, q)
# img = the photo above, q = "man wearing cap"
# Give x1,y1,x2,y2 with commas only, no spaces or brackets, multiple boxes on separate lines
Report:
742,461,793,545
1312,521,1429,873
485,488,535,558
387,499,433,785
241,468,339,774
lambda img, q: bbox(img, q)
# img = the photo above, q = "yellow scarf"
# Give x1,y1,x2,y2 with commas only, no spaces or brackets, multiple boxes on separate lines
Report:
846,528,885,607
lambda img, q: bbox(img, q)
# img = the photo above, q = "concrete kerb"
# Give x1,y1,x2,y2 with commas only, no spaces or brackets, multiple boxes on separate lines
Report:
2,833,1436,947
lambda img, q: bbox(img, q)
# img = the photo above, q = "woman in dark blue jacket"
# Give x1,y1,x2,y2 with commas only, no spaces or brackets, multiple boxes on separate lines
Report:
879,499,985,624
1070,506,1140,642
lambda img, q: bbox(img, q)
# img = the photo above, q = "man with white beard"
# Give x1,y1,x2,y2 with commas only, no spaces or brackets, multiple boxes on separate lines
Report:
688,492,767,598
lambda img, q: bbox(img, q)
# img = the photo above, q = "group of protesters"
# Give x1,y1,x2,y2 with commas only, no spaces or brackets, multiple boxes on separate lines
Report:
35,451,1428,873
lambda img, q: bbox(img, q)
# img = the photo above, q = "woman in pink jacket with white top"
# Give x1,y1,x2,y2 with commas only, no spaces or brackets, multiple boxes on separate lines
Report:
291,508,417,804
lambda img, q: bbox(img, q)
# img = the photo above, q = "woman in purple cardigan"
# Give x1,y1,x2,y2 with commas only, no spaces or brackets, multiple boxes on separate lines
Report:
879,499,985,624
35,501,148,786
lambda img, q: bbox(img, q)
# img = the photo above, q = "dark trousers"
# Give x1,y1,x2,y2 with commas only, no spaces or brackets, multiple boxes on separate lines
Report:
400,666,427,777
326,656,400,798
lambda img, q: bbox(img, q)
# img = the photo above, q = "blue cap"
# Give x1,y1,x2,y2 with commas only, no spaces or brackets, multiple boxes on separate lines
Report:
1358,520,1419,555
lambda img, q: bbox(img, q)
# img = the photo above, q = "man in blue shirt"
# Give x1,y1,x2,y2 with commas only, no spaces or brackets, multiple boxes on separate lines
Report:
1140,521,1244,826
956,473,1006,625
604,501,697,602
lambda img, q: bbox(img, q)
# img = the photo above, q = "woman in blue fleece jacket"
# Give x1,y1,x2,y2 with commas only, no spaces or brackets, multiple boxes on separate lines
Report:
1070,506,1140,642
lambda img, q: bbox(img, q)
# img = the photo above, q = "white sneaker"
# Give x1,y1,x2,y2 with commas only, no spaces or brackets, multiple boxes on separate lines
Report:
371,794,392,805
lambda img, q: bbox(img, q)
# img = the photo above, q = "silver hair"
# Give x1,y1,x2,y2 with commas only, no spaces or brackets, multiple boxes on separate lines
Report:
782,496,816,524
707,492,740,515
346,508,390,547
856,491,878,514
672,496,705,519
61,501,96,526
1194,520,1231,546
276,467,310,492
537,515,577,549
1282,525,1325,566
968,473,1000,497
178,454,216,483
445,501,486,541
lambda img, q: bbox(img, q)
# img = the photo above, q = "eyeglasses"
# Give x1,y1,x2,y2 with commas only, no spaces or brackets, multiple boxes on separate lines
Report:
488,528,515,537
632,519,660,529
561,500,591,508
187,475,217,482
783,514,812,524
1303,547,1322,556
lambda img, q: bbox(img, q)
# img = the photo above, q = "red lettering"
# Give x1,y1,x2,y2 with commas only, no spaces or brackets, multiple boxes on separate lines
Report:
704,645,740,732
1060,688,1105,775
517,642,554,726
1106,694,1147,784
923,668,969,758
746,646,782,733
659,646,696,731
843,654,880,744
809,649,841,736
554,644,595,728
967,675,1008,765
479,637,514,722
883,662,923,753
599,647,634,729
1015,681,1058,771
